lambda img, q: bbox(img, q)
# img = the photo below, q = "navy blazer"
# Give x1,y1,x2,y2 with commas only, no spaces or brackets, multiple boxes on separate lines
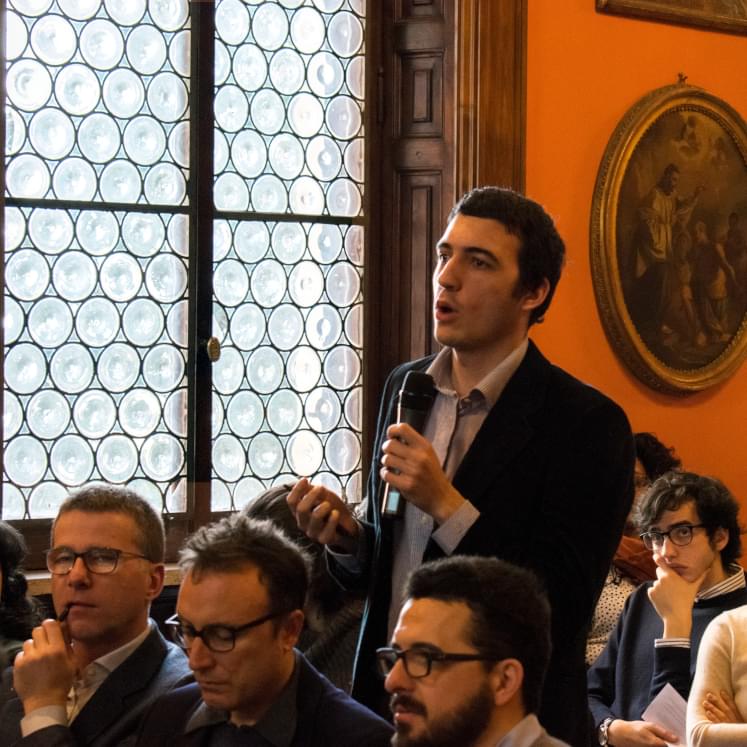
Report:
135,652,393,746
0,625,192,747
330,341,635,746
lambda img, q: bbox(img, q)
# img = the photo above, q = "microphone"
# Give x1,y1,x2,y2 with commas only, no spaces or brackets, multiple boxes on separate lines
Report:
381,370,436,518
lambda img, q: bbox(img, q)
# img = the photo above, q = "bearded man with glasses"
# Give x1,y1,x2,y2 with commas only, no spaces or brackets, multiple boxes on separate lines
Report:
136,513,392,746
588,471,747,747
0,483,191,747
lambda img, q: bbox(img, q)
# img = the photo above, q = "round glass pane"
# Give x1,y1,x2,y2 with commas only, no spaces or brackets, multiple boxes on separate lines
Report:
55,63,100,116
122,213,166,257
168,213,189,256
97,435,138,483
214,40,231,86
167,300,188,347
287,430,324,475
169,29,191,77
6,11,29,61
246,346,283,393
269,48,305,95
73,389,116,438
305,386,342,432
29,208,74,255
231,130,267,178
165,477,187,512
326,96,361,140
288,93,324,138
214,129,229,174
143,345,185,392
141,433,184,481
7,58,53,112
102,68,145,118
6,436,48,487
251,174,288,213
271,222,305,263
328,178,362,217
147,72,188,122
145,254,187,303
126,25,167,75
286,346,321,392
306,304,342,349
6,108,26,156
213,303,229,342
57,0,100,19
30,14,76,65
53,158,97,201
75,297,119,347
6,248,50,301
122,298,165,346
307,52,344,97
346,55,365,99
149,0,189,31
52,251,97,301
268,304,303,350
100,253,143,302
226,390,264,437
164,388,187,437
5,207,26,252
6,154,50,199
233,43,267,91
251,259,287,308
119,388,161,437
144,163,186,205
97,342,140,392
29,482,68,519
214,173,250,211
128,478,163,512
250,89,285,135
309,223,342,264
211,480,232,511
345,224,364,265
215,0,250,45
326,428,360,474
77,210,119,256
328,11,363,57
80,18,124,70
344,138,364,181
213,219,232,262
290,7,325,55
324,345,360,389
230,303,266,350
307,135,342,181
78,112,121,163
345,385,362,429
327,261,360,306
2,484,26,520
289,177,325,215
5,298,25,346
267,388,302,435
252,3,288,50
313,0,344,11
345,303,363,346
51,434,94,486
268,133,304,180
100,160,142,203
212,391,224,437
233,476,265,510
123,116,167,165
288,261,324,306
247,432,283,479
14,0,55,15
104,0,146,25
4,343,46,394
28,297,73,347
212,434,246,482
215,85,249,132
214,258,249,307
234,220,269,262
212,346,245,395
169,121,190,168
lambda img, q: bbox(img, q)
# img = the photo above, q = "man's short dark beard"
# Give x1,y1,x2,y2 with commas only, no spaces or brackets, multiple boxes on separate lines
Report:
391,682,494,747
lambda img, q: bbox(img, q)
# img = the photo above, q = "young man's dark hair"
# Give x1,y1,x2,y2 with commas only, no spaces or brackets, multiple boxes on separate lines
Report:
636,471,742,567
179,513,310,619
635,432,681,483
0,522,40,650
450,186,566,325
406,555,551,714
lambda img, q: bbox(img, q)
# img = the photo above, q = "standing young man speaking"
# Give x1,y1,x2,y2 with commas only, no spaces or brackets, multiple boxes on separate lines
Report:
289,187,635,744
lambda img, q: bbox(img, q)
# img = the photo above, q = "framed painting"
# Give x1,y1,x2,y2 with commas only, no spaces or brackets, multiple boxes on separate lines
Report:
596,0,747,35
590,82,747,393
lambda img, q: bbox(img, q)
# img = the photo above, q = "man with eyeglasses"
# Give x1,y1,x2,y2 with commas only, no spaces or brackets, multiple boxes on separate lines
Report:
135,513,392,746
0,483,191,746
379,555,569,747
588,471,747,747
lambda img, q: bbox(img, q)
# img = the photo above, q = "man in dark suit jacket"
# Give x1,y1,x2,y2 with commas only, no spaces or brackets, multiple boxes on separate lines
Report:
0,484,191,746
288,187,634,745
136,513,391,746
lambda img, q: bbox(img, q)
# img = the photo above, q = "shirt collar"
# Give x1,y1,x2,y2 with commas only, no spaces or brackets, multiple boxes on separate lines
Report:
87,620,152,675
495,713,545,747
697,564,746,601
185,650,300,747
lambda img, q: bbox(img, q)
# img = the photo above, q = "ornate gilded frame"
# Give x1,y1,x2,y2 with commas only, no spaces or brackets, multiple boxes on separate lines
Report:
590,82,747,393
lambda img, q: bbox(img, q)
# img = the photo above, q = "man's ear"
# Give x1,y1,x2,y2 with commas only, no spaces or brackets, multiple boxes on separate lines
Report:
279,609,305,652
711,526,728,553
519,278,550,314
490,658,524,707
146,563,165,601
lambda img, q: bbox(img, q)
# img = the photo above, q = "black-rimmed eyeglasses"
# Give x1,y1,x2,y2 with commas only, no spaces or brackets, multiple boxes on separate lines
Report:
376,646,501,679
165,612,286,653
45,547,150,576
640,523,707,551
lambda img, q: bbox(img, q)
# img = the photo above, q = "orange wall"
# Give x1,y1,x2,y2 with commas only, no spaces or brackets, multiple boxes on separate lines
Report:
525,2,747,503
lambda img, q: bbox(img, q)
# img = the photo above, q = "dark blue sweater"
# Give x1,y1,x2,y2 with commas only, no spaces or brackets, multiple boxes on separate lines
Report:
587,572,747,729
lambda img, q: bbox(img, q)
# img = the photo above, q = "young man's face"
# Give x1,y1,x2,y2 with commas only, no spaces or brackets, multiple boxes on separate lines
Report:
433,214,547,364
647,500,727,588
384,597,497,747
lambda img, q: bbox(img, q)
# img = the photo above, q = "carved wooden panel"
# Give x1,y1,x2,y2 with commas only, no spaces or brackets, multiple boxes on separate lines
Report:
400,52,443,137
